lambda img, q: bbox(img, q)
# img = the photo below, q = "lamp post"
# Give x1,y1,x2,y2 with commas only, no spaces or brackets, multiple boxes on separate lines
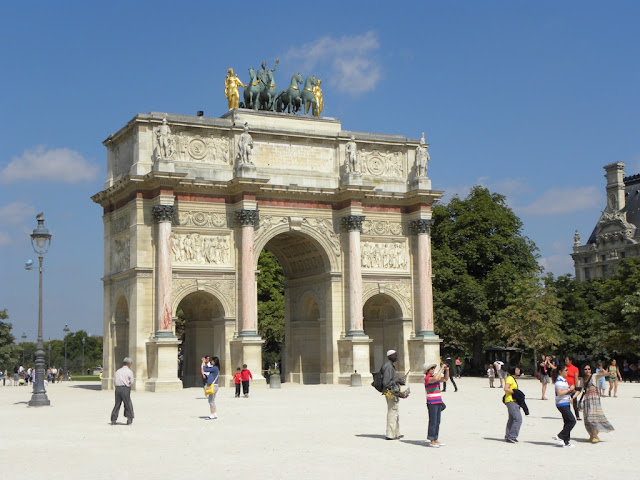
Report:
82,337,86,375
63,324,70,381
48,344,51,368
28,213,52,407
21,333,26,365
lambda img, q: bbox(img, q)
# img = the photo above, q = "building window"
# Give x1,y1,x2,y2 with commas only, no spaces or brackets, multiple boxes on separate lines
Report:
584,257,590,263
603,265,608,276
601,254,607,262
621,251,626,258
584,267,590,280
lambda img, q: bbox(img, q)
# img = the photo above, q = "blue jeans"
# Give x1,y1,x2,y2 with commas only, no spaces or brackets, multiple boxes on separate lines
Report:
427,403,442,441
557,404,576,444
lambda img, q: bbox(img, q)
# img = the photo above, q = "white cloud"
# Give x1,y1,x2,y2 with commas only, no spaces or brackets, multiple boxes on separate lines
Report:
0,231,10,247
539,254,575,277
285,31,381,95
0,202,37,225
439,177,529,205
0,146,99,184
517,186,601,215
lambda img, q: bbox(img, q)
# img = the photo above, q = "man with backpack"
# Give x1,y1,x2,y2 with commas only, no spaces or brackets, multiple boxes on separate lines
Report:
380,350,405,440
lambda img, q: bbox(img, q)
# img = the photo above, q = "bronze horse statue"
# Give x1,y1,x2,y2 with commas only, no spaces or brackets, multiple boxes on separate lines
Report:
260,69,278,112
275,73,303,113
244,68,263,110
301,75,318,115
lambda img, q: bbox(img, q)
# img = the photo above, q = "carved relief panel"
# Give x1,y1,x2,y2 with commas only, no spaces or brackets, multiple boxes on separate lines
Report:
172,233,232,265
358,148,405,179
112,236,130,273
155,128,230,165
361,240,408,270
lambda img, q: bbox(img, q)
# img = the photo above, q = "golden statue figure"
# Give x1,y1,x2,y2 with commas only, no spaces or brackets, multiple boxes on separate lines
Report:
312,78,324,117
225,67,246,111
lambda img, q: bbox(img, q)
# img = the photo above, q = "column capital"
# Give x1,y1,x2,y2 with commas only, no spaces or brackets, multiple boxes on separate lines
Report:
410,219,433,235
235,209,259,227
341,215,365,232
152,205,176,223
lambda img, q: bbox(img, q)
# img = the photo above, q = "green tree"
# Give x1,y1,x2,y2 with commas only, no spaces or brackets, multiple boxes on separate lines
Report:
0,309,19,370
432,186,540,371
257,250,285,370
492,274,564,372
596,257,640,354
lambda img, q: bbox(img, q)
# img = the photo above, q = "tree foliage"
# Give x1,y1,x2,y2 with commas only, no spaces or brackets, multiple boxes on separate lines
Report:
0,309,18,369
257,250,285,369
432,186,540,370
492,274,564,355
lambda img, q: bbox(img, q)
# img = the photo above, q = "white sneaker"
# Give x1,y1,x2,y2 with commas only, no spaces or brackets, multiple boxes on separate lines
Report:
562,442,574,448
552,436,563,445
429,442,440,448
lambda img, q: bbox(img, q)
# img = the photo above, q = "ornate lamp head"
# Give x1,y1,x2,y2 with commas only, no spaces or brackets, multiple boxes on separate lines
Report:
30,213,52,254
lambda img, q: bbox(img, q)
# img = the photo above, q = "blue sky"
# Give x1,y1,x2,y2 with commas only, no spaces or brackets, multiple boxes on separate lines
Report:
1,2,639,341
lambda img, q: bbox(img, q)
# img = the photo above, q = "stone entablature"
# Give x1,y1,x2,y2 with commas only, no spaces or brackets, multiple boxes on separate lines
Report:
102,110,430,194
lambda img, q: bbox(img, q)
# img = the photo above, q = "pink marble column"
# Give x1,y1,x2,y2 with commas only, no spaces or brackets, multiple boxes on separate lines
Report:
153,205,176,336
342,215,365,335
411,219,434,335
236,210,259,336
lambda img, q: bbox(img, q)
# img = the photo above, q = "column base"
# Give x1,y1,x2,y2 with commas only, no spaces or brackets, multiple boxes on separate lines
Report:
407,335,442,383
28,392,51,407
229,336,266,385
337,336,373,385
145,335,183,392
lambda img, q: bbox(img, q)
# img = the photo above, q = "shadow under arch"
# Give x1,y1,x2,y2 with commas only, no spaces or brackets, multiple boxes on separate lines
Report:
176,290,227,387
111,295,130,380
363,294,406,373
259,230,333,384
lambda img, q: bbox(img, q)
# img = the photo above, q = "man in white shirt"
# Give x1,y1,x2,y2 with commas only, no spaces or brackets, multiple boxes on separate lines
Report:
494,360,505,388
111,357,135,425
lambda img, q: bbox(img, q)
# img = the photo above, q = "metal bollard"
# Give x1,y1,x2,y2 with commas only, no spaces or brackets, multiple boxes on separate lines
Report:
350,370,362,387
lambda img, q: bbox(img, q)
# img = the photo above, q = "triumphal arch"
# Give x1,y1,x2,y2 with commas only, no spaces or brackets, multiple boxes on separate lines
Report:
93,88,442,391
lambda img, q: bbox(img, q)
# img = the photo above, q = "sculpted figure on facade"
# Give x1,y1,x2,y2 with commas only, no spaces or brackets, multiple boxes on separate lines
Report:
415,132,429,178
237,123,254,166
225,67,246,111
257,58,279,88
346,135,358,173
573,230,581,247
312,78,324,117
112,236,130,272
155,118,173,159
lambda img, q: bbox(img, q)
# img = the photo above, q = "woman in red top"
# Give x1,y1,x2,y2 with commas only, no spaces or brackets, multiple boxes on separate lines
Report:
424,362,449,448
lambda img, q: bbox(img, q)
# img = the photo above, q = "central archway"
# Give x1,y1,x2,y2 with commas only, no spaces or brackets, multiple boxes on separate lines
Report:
260,230,332,384
363,294,406,373
177,291,226,387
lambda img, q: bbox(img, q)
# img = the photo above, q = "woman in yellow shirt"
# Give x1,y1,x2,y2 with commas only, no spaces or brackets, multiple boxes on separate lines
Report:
503,365,522,443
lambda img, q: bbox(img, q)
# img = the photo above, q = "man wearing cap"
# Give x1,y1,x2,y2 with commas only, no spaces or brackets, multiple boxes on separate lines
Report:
381,349,405,440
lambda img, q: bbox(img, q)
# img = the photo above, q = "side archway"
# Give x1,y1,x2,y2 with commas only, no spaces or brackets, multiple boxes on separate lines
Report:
363,294,406,373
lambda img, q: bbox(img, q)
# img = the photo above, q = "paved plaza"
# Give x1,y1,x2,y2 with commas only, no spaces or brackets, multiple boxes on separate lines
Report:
2,377,637,479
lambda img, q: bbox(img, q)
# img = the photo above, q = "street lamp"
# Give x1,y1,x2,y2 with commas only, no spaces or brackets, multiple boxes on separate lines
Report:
63,324,70,381
28,213,52,407
82,337,86,375
48,344,51,368
21,333,26,365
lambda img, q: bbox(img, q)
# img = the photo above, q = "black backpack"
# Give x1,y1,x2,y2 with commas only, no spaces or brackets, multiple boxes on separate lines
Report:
372,366,385,392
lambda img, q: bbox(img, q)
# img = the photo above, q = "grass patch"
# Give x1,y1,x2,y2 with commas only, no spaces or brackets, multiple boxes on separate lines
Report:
70,375,101,381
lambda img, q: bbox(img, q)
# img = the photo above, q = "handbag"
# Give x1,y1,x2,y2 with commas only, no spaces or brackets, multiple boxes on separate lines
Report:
204,374,219,396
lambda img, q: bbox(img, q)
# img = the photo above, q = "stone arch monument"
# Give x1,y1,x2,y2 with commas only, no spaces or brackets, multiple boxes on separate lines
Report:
92,109,442,391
